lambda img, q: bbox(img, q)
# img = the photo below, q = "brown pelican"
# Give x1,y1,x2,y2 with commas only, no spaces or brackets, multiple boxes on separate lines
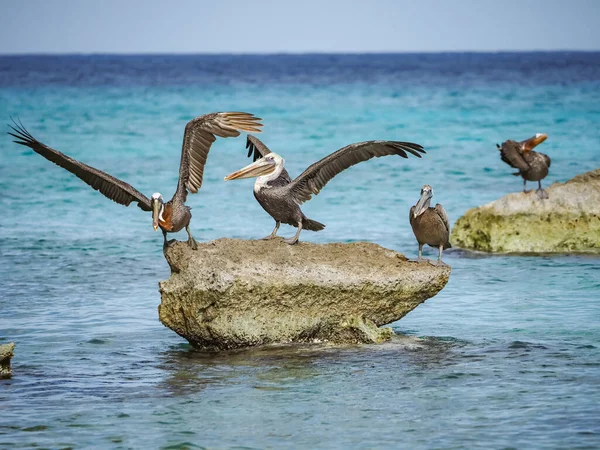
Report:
8,113,262,248
410,185,451,265
497,133,550,198
224,135,425,244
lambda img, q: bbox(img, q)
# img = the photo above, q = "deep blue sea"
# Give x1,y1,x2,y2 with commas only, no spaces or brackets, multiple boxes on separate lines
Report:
1,53,599,449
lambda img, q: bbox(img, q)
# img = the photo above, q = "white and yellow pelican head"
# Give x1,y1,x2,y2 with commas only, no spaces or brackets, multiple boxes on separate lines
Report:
224,153,285,187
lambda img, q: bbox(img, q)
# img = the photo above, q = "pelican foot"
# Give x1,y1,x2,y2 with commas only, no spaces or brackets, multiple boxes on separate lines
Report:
163,239,177,248
536,188,549,200
522,189,530,194
283,237,299,245
187,237,198,250
434,260,449,267
260,234,277,240
416,257,429,264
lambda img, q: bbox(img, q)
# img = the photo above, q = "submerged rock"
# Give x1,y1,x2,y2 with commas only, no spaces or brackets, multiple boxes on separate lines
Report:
451,169,600,253
0,342,15,379
158,238,450,350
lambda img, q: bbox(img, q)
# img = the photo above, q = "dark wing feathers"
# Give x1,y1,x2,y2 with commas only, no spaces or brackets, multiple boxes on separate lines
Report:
543,153,551,168
246,134,272,161
435,203,452,249
8,119,152,211
178,112,263,196
287,140,425,204
498,140,530,171
434,203,450,234
246,135,292,185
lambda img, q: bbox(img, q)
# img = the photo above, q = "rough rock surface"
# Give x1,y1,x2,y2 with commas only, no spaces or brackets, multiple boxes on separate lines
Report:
451,169,600,253
0,342,15,379
158,238,450,350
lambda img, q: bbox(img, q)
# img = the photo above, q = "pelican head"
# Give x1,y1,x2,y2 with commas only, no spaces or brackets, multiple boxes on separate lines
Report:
151,192,164,231
520,133,548,152
413,184,433,218
224,153,284,181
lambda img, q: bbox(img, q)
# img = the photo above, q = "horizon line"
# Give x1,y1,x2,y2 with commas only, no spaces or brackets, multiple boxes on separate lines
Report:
1,49,599,57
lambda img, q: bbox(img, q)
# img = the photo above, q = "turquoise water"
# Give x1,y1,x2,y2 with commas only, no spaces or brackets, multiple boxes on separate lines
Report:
1,54,599,448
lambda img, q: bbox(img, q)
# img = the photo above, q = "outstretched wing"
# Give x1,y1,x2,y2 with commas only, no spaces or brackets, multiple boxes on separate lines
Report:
8,119,152,211
177,112,263,198
246,135,292,186
286,140,425,204
498,140,529,171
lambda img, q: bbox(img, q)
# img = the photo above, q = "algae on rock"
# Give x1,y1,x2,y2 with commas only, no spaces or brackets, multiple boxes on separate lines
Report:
158,238,450,350
451,169,600,254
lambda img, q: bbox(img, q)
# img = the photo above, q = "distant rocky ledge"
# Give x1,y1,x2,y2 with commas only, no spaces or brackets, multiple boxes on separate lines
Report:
158,238,450,350
451,169,600,254
0,342,15,379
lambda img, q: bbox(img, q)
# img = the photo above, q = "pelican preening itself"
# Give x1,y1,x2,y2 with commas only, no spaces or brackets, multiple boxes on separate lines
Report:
497,133,550,199
7,112,263,248
225,135,426,244
410,185,451,265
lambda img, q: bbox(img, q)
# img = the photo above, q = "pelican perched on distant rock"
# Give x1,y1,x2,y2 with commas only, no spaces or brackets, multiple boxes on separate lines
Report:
8,112,262,248
410,185,450,265
497,133,550,198
224,135,425,244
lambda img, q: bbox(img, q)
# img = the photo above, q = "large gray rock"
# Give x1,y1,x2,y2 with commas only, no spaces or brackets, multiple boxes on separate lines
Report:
0,342,15,379
451,169,600,253
158,238,450,350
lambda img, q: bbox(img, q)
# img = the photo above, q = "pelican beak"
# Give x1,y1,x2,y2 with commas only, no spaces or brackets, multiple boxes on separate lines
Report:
224,158,276,181
152,200,161,231
521,133,547,152
413,190,432,218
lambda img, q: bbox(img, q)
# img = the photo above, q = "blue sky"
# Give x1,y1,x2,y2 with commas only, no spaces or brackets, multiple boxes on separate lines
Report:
1,0,598,54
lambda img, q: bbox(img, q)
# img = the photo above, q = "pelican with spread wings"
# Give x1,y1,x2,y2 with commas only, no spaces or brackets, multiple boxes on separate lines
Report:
8,112,262,249
224,135,425,244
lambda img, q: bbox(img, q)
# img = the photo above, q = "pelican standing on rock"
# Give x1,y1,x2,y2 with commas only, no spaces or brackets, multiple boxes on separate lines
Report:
497,133,550,198
410,185,451,265
8,112,262,248
224,135,425,244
